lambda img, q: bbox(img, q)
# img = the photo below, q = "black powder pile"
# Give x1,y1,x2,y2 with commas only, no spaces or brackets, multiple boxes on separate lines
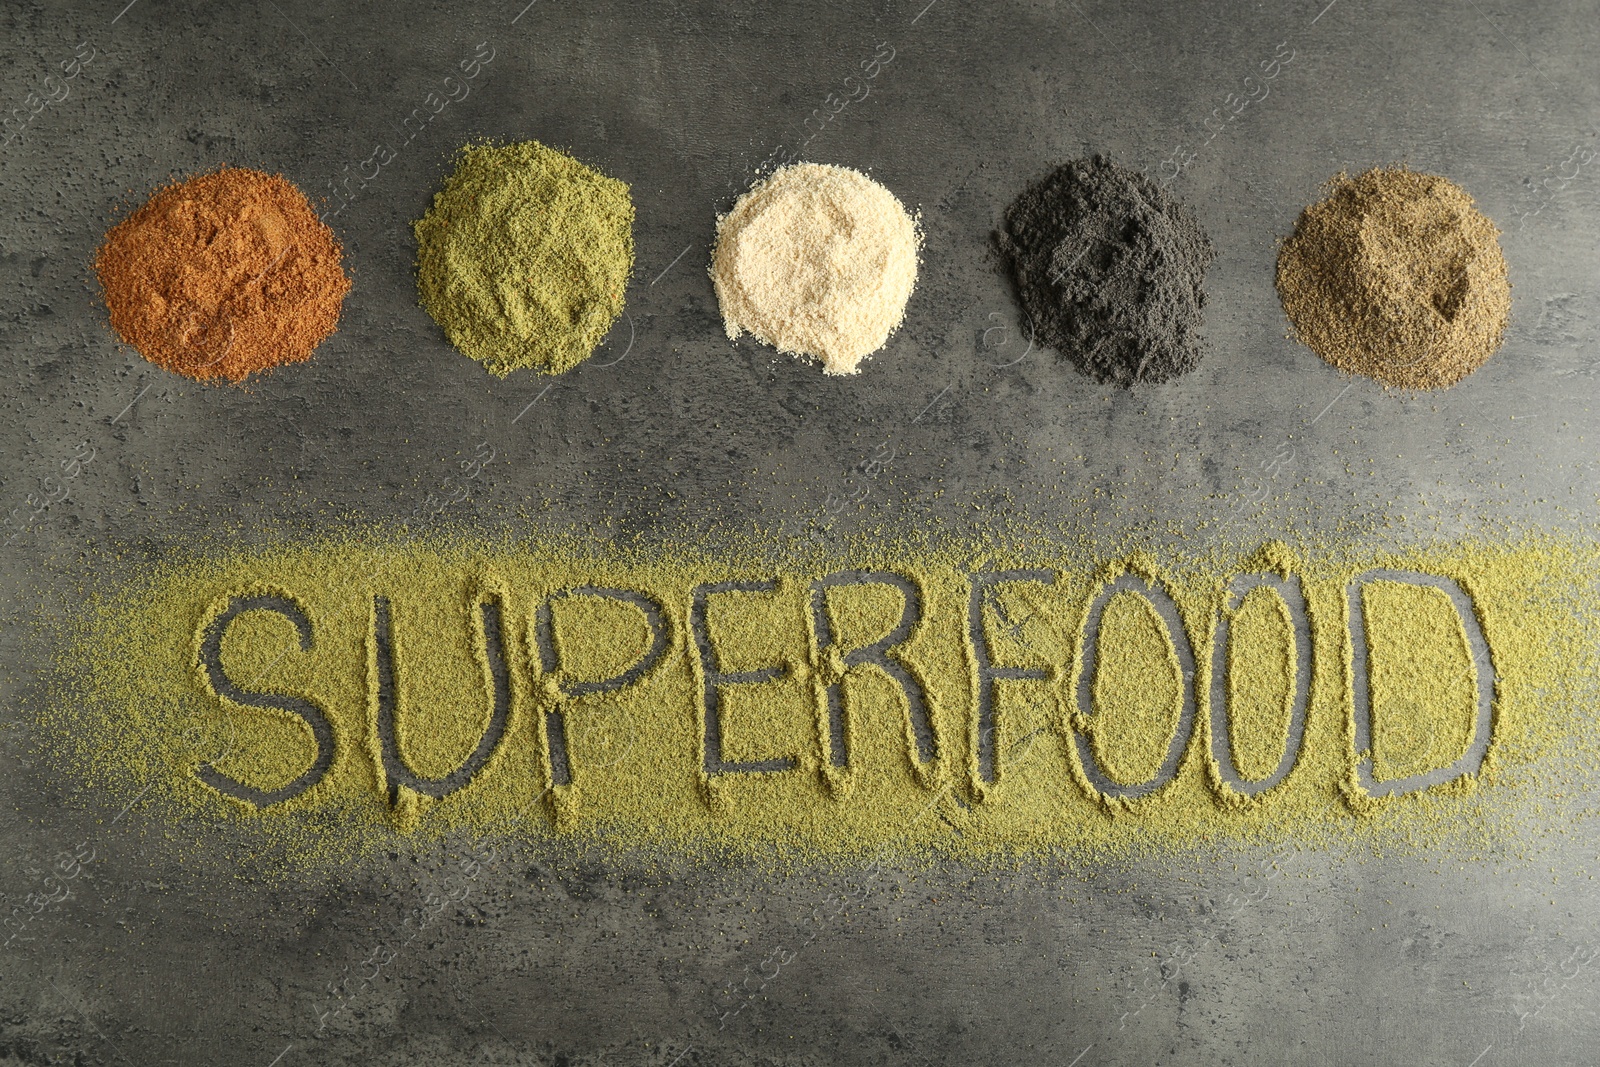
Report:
996,156,1215,386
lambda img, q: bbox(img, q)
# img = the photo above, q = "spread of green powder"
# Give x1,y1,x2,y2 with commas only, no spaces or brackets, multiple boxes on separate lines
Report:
29,531,1600,868
1226,585,1297,783
413,140,634,376
1089,590,1182,787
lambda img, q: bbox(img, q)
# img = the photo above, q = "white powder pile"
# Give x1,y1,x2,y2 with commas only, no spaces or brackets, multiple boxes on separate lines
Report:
710,162,920,375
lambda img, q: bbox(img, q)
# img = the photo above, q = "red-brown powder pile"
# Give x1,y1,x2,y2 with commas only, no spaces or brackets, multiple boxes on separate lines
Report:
94,167,351,383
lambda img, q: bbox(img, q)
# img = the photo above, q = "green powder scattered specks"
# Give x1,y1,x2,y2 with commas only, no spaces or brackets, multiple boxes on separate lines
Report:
414,140,634,376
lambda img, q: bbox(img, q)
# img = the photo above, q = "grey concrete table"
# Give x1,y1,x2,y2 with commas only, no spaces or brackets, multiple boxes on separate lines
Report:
2,0,1598,1063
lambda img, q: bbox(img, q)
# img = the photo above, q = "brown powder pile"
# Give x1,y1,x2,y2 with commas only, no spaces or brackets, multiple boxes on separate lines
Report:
95,167,351,383
1276,167,1510,390
710,163,919,375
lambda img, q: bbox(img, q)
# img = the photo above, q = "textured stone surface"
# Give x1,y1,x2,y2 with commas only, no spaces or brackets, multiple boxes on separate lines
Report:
1,0,1599,1063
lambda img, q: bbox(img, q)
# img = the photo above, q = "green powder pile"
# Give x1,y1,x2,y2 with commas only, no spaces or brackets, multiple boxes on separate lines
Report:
30,531,1600,868
414,141,634,376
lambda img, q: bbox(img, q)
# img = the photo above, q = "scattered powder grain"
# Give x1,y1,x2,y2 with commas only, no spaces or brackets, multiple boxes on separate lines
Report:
94,167,351,383
996,155,1214,386
31,532,1600,867
1276,167,1511,389
710,162,920,375
414,141,634,377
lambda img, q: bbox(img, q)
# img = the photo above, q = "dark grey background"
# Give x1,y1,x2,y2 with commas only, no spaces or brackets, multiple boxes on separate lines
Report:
2,0,1598,1063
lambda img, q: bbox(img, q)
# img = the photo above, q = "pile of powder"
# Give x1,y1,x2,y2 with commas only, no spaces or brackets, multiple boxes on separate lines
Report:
1276,167,1511,390
710,162,920,375
94,167,350,383
996,155,1214,387
414,140,634,377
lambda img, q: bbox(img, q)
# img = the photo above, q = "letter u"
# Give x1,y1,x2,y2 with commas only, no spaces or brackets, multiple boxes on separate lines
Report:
370,592,513,801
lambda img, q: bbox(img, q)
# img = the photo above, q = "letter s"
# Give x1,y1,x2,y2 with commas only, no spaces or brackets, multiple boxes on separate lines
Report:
195,593,335,806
